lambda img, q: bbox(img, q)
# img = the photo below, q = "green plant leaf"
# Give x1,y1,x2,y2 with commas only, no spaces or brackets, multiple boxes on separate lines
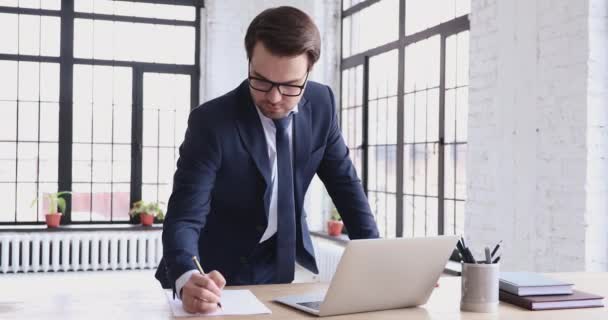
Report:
129,200,148,217
330,209,342,221
56,198,66,214
47,193,57,214
30,191,70,214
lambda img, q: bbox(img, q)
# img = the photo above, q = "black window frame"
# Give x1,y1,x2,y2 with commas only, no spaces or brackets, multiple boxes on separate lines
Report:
0,0,202,226
340,0,470,237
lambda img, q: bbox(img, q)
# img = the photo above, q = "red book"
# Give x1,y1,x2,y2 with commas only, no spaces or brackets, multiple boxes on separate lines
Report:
500,289,604,311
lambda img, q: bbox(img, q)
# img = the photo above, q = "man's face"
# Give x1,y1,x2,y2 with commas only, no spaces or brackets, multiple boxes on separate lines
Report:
248,42,309,119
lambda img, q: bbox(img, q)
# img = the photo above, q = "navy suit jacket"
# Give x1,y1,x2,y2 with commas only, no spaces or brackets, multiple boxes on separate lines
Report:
155,80,379,289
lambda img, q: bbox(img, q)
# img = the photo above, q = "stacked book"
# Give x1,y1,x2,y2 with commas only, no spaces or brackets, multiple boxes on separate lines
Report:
499,272,604,311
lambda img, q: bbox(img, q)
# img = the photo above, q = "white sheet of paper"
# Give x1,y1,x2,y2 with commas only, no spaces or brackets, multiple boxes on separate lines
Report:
164,289,272,317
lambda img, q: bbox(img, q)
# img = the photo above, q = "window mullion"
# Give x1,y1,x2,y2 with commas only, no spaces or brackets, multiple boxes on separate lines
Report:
58,0,74,224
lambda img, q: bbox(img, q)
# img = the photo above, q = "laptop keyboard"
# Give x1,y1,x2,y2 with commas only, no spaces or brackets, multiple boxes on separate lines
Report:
297,301,323,311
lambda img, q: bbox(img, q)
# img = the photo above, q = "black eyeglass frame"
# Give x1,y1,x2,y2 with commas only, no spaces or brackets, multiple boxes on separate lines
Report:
247,64,309,97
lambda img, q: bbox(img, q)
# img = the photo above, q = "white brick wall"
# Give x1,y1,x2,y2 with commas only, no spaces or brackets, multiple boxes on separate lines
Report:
198,1,341,231
585,0,608,271
467,0,608,271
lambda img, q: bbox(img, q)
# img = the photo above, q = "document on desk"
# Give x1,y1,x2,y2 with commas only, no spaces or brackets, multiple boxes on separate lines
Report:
164,289,272,317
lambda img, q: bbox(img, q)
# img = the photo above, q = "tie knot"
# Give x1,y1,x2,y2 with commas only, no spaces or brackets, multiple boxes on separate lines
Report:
273,113,292,132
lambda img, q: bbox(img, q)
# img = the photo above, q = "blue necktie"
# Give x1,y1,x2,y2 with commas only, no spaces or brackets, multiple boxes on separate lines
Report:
273,114,296,283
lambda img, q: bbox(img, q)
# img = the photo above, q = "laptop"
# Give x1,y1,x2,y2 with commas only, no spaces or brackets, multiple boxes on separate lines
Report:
274,235,458,317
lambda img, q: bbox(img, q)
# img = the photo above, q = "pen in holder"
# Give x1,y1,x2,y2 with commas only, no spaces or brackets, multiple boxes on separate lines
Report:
460,262,499,313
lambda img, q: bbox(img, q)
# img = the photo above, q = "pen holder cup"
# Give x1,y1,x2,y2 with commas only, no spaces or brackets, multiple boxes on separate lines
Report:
460,262,499,313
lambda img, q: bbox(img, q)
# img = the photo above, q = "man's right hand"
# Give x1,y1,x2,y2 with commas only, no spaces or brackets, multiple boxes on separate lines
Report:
181,271,226,314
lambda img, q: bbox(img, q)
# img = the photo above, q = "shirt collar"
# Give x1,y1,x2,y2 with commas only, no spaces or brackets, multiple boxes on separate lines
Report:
254,103,299,124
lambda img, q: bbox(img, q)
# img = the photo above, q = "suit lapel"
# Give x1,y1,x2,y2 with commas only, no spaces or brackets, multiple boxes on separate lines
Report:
235,81,272,188
293,96,311,208
234,80,312,220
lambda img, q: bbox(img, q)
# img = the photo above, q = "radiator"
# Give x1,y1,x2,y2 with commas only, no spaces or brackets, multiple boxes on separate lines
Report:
0,231,162,273
312,238,345,282
0,230,345,279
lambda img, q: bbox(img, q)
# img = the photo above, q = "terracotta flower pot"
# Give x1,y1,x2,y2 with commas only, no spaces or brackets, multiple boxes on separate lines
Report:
45,213,62,228
327,220,344,236
140,213,154,226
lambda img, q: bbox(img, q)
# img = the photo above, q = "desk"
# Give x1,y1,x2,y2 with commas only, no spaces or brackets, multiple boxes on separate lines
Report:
1,270,607,319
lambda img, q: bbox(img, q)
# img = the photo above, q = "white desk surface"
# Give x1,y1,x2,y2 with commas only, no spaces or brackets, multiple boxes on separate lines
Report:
1,270,607,319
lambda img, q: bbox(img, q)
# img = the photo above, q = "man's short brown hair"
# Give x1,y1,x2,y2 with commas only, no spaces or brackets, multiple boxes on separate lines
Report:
245,6,321,69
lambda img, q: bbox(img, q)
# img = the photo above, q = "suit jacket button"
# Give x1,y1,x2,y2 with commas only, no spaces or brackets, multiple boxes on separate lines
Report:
256,225,264,232
240,256,248,264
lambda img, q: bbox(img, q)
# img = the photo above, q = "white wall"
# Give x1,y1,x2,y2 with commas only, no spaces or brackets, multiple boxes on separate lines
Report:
198,1,342,231
199,0,341,101
585,0,608,271
467,0,608,272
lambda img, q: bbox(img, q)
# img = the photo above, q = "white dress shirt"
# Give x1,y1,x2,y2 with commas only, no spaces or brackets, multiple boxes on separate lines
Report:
175,104,298,298
256,104,298,242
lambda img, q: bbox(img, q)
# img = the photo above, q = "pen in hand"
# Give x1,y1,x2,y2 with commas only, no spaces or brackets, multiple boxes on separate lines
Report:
192,256,223,309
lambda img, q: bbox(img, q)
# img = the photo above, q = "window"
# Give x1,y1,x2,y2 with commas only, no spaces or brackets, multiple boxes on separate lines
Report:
342,0,399,57
141,73,191,206
341,0,470,237
0,0,200,225
340,65,364,177
403,36,441,237
72,65,132,222
0,5,62,223
368,50,398,238
443,31,469,236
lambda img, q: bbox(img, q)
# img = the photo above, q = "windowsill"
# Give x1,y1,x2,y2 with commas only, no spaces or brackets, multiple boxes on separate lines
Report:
0,224,163,232
310,230,349,245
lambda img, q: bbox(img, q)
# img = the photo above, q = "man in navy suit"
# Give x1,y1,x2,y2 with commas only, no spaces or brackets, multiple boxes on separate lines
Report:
155,6,379,314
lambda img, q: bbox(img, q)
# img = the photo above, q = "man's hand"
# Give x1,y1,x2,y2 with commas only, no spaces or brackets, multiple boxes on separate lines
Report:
181,270,226,314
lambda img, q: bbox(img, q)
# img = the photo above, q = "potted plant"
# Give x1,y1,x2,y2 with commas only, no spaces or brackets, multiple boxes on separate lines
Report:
32,191,70,228
327,208,344,236
146,201,165,223
129,200,164,226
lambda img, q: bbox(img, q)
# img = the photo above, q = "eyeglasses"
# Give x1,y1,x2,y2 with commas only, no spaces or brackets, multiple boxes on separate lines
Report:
248,68,309,97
